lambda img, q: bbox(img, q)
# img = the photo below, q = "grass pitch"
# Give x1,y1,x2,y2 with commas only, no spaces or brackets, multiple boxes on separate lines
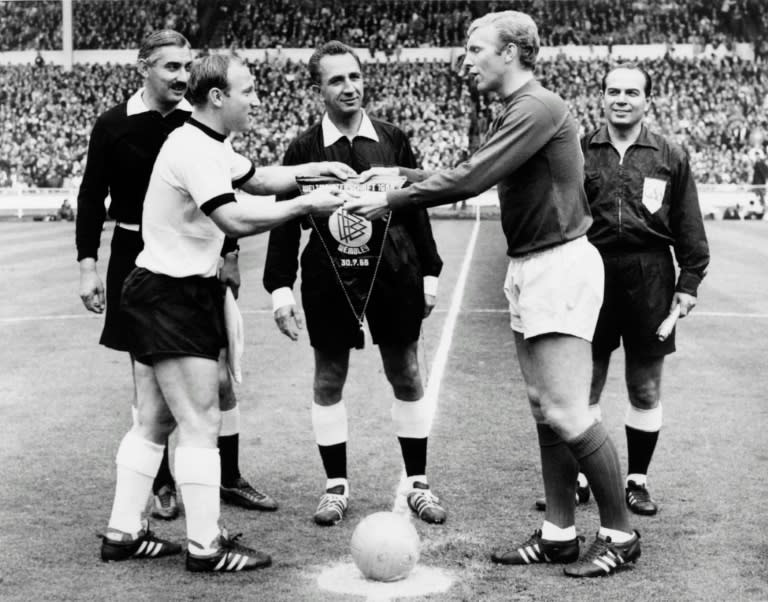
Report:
1,218,767,601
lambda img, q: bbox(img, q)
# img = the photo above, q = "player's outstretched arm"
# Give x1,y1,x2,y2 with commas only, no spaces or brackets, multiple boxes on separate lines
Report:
209,189,347,238
239,162,356,196
344,191,390,221
357,166,432,184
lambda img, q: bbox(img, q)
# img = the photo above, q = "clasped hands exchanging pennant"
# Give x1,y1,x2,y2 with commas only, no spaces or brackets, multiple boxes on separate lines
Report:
275,167,408,346
336,167,401,221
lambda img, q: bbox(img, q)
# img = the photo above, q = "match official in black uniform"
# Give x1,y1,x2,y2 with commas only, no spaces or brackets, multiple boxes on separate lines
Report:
263,41,445,527
581,64,709,515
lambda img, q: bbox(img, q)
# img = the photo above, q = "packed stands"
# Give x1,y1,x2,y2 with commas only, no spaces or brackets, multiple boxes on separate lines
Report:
1,52,766,189
1,0,766,51
224,0,768,50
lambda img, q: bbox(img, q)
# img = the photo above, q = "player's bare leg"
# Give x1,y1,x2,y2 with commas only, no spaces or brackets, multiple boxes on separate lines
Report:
131,358,179,521
312,348,351,525
492,332,582,565
623,353,664,515
493,333,640,576
101,365,181,562
153,356,270,572
533,354,610,513
380,341,446,524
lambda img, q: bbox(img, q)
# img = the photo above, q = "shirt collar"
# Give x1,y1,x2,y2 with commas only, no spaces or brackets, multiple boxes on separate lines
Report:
187,117,227,142
589,124,659,150
500,78,538,105
126,88,192,117
322,111,379,147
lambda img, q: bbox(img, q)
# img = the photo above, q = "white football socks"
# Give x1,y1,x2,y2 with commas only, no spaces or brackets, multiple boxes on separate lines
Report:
325,477,349,496
108,430,164,536
599,526,634,544
312,401,348,446
176,446,221,554
391,398,432,439
542,520,576,542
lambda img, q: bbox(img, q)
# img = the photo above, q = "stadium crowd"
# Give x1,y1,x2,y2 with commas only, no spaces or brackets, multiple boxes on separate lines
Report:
1,52,765,190
226,0,768,50
1,0,767,50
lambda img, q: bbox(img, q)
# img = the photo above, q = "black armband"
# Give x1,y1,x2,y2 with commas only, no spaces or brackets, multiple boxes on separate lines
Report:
221,237,240,257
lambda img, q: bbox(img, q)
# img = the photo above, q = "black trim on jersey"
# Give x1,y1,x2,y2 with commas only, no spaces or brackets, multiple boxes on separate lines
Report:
188,117,227,142
221,236,240,256
201,193,236,215
233,161,256,189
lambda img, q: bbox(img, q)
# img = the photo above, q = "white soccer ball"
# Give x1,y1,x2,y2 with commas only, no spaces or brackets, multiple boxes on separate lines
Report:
350,511,420,582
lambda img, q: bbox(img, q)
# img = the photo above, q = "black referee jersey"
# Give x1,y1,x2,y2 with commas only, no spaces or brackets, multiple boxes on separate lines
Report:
263,117,443,304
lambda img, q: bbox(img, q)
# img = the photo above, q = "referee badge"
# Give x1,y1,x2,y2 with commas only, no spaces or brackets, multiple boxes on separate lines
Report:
642,177,667,214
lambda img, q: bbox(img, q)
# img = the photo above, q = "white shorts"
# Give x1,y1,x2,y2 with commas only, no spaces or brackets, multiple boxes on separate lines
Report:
503,236,604,341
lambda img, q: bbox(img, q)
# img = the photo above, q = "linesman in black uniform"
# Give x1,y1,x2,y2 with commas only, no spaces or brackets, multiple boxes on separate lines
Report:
263,41,445,526
580,64,709,515
76,30,276,519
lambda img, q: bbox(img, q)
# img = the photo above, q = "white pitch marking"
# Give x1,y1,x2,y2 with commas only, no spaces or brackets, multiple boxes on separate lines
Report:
317,562,454,601
393,211,483,512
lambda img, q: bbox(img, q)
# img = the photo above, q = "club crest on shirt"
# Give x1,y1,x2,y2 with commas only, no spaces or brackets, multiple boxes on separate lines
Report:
328,207,372,255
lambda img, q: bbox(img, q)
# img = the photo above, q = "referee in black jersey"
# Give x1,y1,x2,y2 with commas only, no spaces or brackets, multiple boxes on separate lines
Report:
264,41,445,528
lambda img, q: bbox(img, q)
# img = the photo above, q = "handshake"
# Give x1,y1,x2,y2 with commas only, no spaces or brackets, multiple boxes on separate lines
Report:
297,163,402,220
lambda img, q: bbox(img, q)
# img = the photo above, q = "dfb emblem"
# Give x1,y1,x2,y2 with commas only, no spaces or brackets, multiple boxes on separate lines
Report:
328,208,372,255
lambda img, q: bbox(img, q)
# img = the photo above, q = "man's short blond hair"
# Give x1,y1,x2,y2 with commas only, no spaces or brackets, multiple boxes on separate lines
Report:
188,54,247,106
468,11,540,71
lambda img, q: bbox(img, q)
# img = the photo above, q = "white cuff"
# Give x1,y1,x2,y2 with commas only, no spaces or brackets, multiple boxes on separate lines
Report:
271,287,296,313
423,276,439,297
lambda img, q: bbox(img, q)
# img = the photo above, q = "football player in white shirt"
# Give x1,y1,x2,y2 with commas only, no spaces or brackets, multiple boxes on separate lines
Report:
100,53,355,573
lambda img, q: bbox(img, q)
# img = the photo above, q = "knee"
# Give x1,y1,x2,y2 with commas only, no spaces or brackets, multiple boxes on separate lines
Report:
540,404,590,438
526,385,544,414
540,404,567,430
314,374,344,405
627,382,660,409
386,362,423,401
154,412,176,437
135,407,175,442
390,375,423,401
199,405,221,440
178,405,220,443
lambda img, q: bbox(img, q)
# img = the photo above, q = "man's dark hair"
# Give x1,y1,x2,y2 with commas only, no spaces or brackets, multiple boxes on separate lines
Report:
188,54,245,106
601,62,653,97
308,41,362,86
137,29,190,63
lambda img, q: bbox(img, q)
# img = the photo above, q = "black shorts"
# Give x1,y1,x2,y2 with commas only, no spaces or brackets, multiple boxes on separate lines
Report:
100,226,143,351
121,267,226,366
592,248,676,358
301,265,424,351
